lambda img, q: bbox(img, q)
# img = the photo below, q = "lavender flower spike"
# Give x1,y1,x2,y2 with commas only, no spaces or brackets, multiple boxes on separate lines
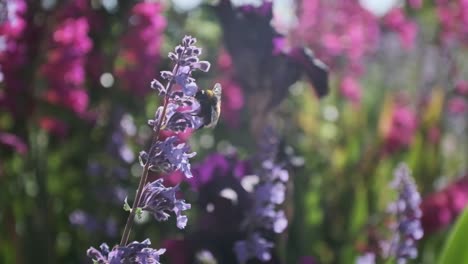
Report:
87,239,165,264
139,136,196,178
139,178,191,229
383,163,423,264
234,128,289,263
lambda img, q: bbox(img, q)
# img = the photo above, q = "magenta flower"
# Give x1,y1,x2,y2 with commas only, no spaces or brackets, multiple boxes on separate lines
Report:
455,80,468,95
116,2,166,96
340,76,362,104
421,175,468,234
384,103,418,153
215,51,245,127
41,17,92,115
448,97,467,114
0,131,27,154
435,0,468,45
383,8,417,50
295,0,380,77
0,0,28,116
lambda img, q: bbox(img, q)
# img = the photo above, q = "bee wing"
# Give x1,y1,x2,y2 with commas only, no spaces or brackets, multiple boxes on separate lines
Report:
213,83,222,97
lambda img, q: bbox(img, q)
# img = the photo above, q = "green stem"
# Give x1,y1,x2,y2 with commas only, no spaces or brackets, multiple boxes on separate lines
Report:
119,62,180,246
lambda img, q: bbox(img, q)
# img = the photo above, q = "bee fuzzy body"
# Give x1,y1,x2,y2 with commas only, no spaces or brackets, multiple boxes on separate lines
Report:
195,83,222,129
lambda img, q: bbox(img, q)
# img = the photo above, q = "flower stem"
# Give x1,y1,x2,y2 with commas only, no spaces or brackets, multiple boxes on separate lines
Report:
119,63,180,246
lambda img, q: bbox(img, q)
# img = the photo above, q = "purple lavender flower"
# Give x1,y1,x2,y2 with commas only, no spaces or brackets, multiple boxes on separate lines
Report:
139,178,191,229
356,252,376,264
87,239,165,264
88,35,214,260
152,35,210,97
234,128,289,263
382,163,423,264
139,136,196,178
234,232,274,263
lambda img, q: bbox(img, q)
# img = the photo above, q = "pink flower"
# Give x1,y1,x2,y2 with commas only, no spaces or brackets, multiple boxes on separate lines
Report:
116,2,166,96
215,50,245,127
455,80,468,95
340,76,362,103
384,103,418,152
295,1,380,76
219,77,244,128
435,0,468,45
0,131,27,154
384,8,418,49
421,176,468,234
448,97,467,114
39,117,68,137
41,17,92,115
408,0,423,9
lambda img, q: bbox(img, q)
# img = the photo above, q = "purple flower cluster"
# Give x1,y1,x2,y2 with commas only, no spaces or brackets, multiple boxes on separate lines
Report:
234,129,289,263
140,178,190,229
88,35,213,262
41,16,92,115
116,2,166,96
382,163,423,263
87,239,165,264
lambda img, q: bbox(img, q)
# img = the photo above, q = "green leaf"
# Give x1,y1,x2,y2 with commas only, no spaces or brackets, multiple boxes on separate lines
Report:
438,207,468,264
123,197,131,212
136,207,143,219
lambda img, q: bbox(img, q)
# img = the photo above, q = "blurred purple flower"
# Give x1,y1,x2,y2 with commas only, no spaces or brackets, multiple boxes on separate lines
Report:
234,128,289,262
69,209,99,232
356,252,376,264
234,232,274,263
140,178,191,229
382,163,423,263
87,239,165,264
116,2,166,96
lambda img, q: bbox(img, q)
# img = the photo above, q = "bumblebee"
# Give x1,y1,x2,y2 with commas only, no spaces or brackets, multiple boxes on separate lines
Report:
195,83,222,129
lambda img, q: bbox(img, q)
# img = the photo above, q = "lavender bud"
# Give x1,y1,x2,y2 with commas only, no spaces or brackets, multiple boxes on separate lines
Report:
140,179,191,229
192,47,201,55
182,35,196,46
150,79,166,95
175,45,184,54
185,56,199,64
141,137,196,178
193,61,211,72
168,52,178,61
87,239,165,264
183,81,198,97
160,71,173,80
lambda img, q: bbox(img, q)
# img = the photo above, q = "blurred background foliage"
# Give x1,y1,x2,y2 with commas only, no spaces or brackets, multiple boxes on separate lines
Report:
0,0,467,263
